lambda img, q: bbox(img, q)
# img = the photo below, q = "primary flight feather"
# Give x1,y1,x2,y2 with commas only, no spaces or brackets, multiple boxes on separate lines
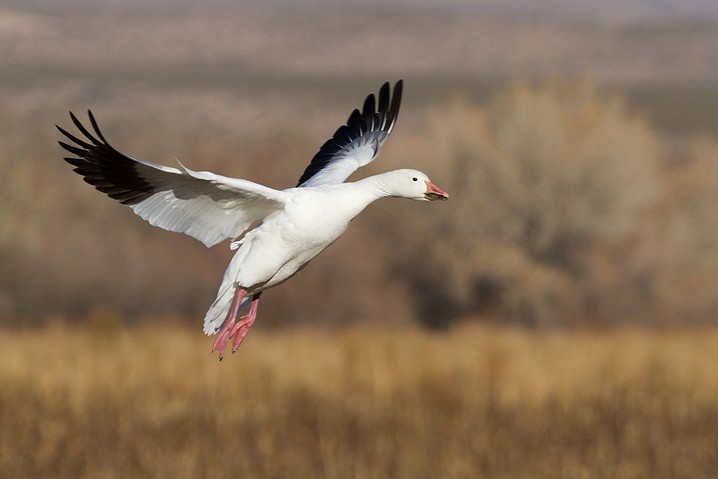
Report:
58,80,448,359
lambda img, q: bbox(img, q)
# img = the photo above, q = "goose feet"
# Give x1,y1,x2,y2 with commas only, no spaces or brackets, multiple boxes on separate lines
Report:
212,289,261,360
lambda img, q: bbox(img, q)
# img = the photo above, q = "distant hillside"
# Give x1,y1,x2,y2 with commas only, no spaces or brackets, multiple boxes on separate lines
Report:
2,6,718,86
1,3,718,139
6,0,718,20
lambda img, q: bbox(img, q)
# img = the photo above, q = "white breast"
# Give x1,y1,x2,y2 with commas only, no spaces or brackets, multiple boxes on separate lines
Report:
231,187,370,290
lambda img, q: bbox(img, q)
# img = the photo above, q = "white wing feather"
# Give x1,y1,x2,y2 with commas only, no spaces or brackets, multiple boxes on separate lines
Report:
58,112,287,248
296,80,402,188
130,167,286,247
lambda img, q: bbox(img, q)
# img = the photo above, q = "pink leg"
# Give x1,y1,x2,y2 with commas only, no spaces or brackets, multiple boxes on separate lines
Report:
230,293,261,353
211,287,247,360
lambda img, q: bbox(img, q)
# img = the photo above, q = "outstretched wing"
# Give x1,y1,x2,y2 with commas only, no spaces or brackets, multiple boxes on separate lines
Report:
58,111,287,248
296,80,403,187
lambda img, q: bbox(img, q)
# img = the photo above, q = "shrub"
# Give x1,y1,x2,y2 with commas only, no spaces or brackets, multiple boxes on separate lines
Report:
387,80,661,327
648,137,718,320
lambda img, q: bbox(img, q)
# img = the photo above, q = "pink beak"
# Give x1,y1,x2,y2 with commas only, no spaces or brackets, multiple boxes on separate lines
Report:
424,181,449,201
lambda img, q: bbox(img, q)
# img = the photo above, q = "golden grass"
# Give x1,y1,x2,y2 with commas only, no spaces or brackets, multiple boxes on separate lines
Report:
1,322,717,478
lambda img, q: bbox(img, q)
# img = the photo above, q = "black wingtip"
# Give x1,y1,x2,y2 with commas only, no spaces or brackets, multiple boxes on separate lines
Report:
57,109,157,206
387,80,403,134
87,109,109,143
295,80,406,187
379,81,392,95
392,80,403,105
55,124,67,141
69,111,80,128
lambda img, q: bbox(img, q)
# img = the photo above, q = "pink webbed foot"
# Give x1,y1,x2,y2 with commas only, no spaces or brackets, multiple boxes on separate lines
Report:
211,287,247,361
211,324,234,361
230,293,261,353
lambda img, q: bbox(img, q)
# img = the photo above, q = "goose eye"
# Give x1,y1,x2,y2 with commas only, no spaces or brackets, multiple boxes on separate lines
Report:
412,177,418,182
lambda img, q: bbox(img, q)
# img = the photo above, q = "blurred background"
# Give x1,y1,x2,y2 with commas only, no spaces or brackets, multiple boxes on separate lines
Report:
1,1,718,477
1,0,718,329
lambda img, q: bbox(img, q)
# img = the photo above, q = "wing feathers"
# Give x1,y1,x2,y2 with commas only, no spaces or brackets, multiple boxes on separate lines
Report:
377,82,390,124
296,80,403,187
361,94,375,130
386,80,402,134
58,111,286,247
59,82,404,244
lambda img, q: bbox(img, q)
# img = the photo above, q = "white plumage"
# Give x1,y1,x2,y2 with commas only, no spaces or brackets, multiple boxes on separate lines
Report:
58,81,448,359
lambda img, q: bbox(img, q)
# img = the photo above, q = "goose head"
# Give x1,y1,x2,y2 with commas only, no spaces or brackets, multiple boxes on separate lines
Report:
383,169,449,201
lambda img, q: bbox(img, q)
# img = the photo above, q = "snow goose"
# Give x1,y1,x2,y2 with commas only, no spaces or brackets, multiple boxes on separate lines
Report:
57,80,448,359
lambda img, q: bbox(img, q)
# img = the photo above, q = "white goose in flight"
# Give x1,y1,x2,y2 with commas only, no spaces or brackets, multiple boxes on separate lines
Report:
58,81,448,359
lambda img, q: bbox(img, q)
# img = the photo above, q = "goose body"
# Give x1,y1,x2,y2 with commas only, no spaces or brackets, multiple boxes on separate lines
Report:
58,81,448,359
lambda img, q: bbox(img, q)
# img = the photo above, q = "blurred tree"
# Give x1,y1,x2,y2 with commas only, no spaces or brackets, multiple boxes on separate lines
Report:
649,137,718,320
387,80,660,328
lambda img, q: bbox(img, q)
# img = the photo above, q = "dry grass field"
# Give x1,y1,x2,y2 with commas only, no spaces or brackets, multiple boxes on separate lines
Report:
2,5,718,478
1,322,717,478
